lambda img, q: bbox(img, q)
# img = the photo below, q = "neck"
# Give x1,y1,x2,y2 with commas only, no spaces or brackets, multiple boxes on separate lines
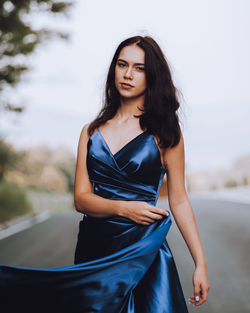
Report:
116,95,145,122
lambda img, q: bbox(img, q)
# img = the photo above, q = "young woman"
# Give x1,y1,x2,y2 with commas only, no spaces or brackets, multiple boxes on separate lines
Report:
0,35,210,313
73,35,210,311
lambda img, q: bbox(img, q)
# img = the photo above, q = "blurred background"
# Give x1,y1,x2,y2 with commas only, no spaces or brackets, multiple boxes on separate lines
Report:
0,1,249,312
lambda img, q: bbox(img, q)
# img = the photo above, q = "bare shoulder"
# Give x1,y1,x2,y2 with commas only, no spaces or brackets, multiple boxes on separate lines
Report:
79,122,98,143
79,123,91,142
76,123,91,164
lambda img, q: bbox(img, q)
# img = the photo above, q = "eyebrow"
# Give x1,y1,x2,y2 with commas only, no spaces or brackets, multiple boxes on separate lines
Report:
117,58,145,66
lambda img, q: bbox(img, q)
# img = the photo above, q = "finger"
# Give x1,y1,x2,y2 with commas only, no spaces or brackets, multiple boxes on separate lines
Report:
188,296,195,302
142,217,155,224
152,208,169,217
188,296,196,304
193,282,201,306
139,219,151,225
199,283,208,304
138,218,154,225
147,212,164,220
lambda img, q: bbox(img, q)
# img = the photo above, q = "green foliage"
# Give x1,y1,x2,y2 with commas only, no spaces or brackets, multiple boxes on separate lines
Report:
59,166,75,193
0,0,73,112
0,137,26,181
0,180,33,223
25,184,53,193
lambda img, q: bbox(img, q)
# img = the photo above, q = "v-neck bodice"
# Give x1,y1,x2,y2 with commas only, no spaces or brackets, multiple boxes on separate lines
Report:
97,126,148,158
87,128,166,206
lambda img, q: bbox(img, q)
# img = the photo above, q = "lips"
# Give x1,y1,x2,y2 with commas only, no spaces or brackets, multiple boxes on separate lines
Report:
120,83,134,88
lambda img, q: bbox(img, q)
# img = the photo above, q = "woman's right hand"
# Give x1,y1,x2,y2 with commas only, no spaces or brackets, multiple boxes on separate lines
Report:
119,200,169,225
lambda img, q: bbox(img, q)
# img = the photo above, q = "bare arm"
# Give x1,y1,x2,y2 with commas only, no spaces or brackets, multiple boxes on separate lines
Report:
163,130,210,306
74,123,125,218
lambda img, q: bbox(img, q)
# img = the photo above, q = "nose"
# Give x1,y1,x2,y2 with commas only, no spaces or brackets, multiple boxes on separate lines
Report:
124,66,133,79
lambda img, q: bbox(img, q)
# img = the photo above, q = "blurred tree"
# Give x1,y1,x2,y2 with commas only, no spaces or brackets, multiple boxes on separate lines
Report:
59,166,75,193
0,137,25,181
0,0,73,113
224,179,238,188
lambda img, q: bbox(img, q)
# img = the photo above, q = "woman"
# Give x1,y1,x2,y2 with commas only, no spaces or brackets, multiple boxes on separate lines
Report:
73,35,210,311
0,35,210,313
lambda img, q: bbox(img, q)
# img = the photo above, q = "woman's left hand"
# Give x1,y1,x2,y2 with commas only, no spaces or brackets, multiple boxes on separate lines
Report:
188,265,210,306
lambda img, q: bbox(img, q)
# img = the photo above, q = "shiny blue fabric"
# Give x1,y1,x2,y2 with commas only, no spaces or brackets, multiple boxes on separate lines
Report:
0,127,189,313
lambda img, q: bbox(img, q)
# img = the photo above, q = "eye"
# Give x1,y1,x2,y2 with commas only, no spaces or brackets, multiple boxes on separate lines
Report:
117,62,126,67
137,67,145,71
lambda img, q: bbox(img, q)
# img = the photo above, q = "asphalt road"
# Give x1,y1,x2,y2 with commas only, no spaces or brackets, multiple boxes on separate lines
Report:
0,196,250,313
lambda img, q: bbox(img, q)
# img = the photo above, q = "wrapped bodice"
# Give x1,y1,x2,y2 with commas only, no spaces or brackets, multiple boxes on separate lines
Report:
87,128,166,206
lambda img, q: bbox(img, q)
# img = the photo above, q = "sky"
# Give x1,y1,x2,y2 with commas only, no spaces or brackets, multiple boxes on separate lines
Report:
1,0,250,173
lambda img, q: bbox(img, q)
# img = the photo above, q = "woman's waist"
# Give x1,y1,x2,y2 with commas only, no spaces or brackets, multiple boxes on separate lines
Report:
92,182,157,205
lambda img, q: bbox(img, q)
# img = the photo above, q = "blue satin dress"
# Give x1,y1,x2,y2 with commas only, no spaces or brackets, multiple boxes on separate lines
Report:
0,127,189,313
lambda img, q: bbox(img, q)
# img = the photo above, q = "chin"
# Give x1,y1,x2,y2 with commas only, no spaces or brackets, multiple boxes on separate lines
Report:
121,94,144,101
119,89,145,99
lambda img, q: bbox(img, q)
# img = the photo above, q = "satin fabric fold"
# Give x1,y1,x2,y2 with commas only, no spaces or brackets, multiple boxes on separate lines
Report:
0,128,189,313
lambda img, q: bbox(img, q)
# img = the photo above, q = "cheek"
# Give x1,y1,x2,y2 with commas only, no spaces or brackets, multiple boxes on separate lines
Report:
114,75,119,88
115,65,123,74
115,68,122,82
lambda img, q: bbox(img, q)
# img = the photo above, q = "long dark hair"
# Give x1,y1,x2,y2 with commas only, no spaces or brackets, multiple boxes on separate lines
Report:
88,35,182,149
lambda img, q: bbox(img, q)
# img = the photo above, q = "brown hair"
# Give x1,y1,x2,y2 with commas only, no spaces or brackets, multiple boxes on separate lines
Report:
88,35,182,149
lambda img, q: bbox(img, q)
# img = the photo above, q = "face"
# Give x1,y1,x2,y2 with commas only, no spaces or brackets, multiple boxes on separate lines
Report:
115,44,146,99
